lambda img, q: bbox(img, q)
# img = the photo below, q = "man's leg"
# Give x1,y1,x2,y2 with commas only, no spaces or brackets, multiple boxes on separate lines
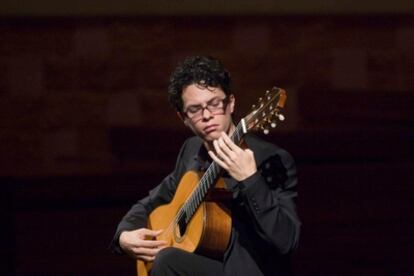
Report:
150,247,224,276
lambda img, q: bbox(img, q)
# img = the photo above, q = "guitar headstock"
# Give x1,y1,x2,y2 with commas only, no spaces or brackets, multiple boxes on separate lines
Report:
243,87,287,134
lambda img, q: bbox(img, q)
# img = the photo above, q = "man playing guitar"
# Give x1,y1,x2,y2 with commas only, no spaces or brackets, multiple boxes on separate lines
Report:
110,56,300,276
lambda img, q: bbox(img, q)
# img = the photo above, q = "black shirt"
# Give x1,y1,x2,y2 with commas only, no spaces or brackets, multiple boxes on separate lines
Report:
111,134,300,276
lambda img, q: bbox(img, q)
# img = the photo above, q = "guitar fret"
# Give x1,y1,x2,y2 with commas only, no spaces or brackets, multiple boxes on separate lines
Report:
204,171,211,189
200,179,206,196
199,181,204,197
188,200,193,214
194,192,198,206
196,191,201,205
189,202,195,218
209,169,215,186
183,204,188,219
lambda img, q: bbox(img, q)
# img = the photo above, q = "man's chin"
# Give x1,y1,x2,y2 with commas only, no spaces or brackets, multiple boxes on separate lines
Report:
203,132,221,142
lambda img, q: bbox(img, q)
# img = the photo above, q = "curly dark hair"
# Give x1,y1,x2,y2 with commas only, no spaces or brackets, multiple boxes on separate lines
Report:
168,56,232,112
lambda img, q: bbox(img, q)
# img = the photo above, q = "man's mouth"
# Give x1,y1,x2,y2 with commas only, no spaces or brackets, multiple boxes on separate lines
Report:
204,125,218,133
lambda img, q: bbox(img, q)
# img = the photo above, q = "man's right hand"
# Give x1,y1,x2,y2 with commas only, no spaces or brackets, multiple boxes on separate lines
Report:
119,228,167,261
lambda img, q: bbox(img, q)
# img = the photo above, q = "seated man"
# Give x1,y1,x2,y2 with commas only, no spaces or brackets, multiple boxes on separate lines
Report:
110,56,301,276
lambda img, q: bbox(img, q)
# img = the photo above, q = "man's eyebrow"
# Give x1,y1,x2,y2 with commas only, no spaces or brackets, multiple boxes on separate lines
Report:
185,97,221,108
185,103,202,109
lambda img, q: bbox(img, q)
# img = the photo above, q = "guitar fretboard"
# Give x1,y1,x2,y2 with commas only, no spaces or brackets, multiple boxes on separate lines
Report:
180,119,247,223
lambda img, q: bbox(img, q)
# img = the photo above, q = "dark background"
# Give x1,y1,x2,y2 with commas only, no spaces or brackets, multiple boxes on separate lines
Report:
1,2,413,275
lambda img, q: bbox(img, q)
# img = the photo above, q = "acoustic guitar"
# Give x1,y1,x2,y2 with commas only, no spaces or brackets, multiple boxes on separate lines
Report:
137,87,287,276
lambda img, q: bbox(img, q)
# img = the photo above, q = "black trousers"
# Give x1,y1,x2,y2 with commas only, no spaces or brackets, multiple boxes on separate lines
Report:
150,247,224,276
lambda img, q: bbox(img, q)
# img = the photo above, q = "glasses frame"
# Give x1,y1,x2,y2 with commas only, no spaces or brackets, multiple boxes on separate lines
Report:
182,96,230,121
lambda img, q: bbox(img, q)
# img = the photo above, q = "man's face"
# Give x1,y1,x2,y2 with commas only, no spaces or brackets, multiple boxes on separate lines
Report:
181,83,235,143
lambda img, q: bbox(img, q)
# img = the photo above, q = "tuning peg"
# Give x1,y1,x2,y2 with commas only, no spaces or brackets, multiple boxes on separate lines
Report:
278,114,285,121
251,104,256,110
263,128,270,135
271,121,277,128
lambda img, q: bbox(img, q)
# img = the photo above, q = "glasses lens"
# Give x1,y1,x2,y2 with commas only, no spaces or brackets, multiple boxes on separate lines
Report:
185,97,227,120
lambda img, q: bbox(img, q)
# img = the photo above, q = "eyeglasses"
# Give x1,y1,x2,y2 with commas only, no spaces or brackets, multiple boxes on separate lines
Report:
183,97,229,121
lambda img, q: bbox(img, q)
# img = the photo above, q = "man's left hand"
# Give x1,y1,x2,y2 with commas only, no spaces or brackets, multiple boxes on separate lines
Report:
208,132,257,181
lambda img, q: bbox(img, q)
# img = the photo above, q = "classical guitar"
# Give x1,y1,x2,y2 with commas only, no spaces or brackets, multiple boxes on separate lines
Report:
137,87,287,276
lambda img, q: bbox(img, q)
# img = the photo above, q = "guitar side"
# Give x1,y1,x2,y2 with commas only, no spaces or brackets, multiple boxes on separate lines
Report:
136,170,231,276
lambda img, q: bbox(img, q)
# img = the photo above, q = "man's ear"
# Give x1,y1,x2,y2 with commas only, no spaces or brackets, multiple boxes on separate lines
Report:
229,94,235,114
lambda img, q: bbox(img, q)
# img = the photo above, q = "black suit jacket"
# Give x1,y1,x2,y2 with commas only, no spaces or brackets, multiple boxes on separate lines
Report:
110,134,301,276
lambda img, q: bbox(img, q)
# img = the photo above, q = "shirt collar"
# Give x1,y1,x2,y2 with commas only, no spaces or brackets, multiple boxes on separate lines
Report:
193,144,211,172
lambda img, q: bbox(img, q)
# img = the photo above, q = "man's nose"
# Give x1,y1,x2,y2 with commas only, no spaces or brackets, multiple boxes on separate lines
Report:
202,107,213,119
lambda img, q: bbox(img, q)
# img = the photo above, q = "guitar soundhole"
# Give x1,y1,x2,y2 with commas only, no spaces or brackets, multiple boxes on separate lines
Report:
175,213,188,240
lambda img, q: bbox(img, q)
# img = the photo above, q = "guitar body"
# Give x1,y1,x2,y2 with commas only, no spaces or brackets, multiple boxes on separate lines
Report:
136,170,232,276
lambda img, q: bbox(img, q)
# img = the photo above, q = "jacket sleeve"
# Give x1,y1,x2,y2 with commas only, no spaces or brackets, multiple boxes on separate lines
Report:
109,140,189,254
238,147,301,255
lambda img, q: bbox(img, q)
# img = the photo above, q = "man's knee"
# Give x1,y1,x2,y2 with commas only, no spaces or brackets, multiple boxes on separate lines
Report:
154,247,179,266
151,247,180,275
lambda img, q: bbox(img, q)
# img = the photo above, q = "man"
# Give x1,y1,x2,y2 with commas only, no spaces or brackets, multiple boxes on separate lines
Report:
110,56,301,275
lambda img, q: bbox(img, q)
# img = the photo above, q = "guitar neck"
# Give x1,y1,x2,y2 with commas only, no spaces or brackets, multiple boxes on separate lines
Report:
177,87,286,227
181,119,247,223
